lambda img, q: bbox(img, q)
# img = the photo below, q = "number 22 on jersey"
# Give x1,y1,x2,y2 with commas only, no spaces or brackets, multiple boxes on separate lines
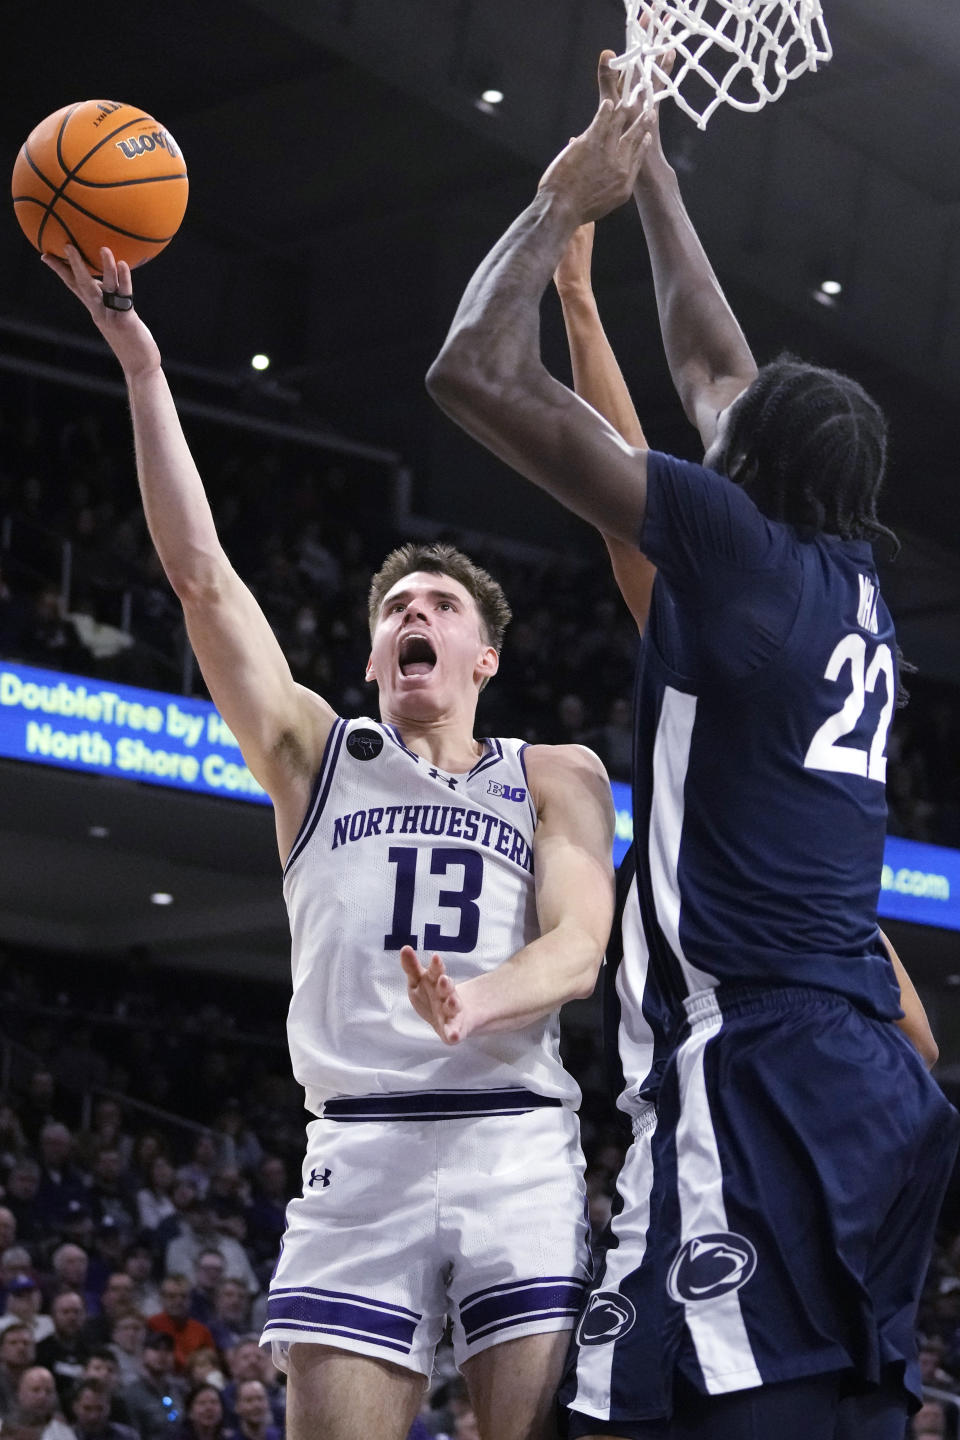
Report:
804,633,894,782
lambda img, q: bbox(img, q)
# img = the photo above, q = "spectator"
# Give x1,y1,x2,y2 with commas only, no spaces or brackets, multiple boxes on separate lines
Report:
0,1324,37,1419
76,1103,133,1176
182,1352,224,1395
187,1255,225,1330
244,1162,286,1270
152,1182,198,1260
206,1283,251,1358
19,590,87,676
219,1344,282,1435
82,1351,132,1426
85,1153,136,1236
120,1249,161,1323
19,1073,60,1147
70,1377,138,1440
210,1108,261,1178
174,1385,232,1440
164,1204,258,1297
3,1365,73,1440
4,1163,47,1249
136,1160,177,1236
0,1108,28,1173
0,1206,18,1256
1,1249,38,1298
120,1333,184,1440
230,1382,278,1440
36,1127,88,1231
83,1275,137,1347
35,1292,89,1410
0,1276,54,1344
107,1315,145,1390
48,1247,96,1313
145,1278,215,1377
176,1140,218,1202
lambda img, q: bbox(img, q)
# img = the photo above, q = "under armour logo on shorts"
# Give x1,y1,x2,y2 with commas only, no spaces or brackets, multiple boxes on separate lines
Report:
307,1168,332,1189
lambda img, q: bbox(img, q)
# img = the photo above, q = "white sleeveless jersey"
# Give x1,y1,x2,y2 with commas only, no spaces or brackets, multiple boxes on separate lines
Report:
282,717,581,1116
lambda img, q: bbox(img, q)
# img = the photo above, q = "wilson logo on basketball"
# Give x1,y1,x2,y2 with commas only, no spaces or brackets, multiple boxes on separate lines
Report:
667,1233,757,1304
115,130,181,161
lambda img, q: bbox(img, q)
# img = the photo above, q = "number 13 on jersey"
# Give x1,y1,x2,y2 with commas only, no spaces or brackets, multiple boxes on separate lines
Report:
384,845,484,953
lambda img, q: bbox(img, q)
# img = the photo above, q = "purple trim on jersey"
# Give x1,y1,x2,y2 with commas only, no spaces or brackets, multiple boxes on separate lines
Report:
517,742,538,830
383,723,420,760
469,738,504,778
264,1286,419,1353
460,1276,586,1345
323,1087,562,1121
282,718,348,878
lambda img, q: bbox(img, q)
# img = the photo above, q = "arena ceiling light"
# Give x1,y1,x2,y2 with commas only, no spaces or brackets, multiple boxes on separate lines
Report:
250,353,271,371
150,892,174,906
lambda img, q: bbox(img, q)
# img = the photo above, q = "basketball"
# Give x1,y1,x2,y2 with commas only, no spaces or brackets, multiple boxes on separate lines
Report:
11,100,188,274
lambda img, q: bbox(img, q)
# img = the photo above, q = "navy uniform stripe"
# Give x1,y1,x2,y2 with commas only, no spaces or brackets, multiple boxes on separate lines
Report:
323,1087,562,1121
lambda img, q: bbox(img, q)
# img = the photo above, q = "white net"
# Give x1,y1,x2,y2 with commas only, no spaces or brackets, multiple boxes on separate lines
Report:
614,0,832,129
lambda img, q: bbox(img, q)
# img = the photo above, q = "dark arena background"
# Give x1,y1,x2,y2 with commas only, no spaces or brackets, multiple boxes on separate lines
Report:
0,3,959,1436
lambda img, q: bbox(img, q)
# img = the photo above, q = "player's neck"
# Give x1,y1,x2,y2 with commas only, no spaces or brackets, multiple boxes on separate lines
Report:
381,707,483,773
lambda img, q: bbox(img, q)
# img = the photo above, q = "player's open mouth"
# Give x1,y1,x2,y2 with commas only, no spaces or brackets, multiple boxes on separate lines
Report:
398,634,437,676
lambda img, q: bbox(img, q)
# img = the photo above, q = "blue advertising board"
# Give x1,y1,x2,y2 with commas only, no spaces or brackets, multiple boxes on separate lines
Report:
0,660,269,805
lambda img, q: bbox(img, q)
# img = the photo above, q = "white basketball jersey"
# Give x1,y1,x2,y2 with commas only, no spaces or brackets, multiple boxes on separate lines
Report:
282,717,580,1115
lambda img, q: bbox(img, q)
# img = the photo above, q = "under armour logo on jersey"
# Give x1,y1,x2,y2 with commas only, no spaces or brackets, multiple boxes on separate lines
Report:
667,1233,757,1303
428,768,458,789
575,1290,637,1346
487,780,526,803
307,1168,332,1189
347,729,384,761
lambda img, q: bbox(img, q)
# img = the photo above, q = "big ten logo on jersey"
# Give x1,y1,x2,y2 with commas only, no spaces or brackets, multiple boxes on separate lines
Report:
487,779,526,803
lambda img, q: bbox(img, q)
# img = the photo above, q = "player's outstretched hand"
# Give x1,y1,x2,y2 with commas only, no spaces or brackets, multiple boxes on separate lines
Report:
40,245,161,380
400,946,469,1046
538,51,655,223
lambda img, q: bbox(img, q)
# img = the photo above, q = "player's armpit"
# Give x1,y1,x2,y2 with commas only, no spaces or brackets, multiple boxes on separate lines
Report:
881,929,938,1069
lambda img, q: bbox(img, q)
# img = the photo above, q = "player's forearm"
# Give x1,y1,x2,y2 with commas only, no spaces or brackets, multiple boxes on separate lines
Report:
633,154,756,424
558,287,648,448
126,368,229,600
427,189,579,423
455,921,602,1035
882,930,938,1069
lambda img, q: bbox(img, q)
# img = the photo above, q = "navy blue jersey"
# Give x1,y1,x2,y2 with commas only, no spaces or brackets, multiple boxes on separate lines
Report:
628,452,901,1064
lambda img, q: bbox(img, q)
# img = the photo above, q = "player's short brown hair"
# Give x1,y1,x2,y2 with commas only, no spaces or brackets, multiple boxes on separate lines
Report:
367,542,512,651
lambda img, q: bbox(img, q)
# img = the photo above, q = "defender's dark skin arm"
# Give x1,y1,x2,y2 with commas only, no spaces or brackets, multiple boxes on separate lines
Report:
427,57,656,547
632,117,758,449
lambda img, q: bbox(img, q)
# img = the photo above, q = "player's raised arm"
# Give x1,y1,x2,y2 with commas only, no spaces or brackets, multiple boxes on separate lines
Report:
554,221,656,631
427,65,659,548
41,246,334,848
630,65,758,450
401,744,615,1044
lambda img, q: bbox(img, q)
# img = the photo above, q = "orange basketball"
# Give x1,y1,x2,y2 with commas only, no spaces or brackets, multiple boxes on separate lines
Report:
11,100,188,274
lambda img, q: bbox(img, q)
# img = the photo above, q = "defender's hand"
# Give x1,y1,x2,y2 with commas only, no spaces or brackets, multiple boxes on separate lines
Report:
41,244,161,381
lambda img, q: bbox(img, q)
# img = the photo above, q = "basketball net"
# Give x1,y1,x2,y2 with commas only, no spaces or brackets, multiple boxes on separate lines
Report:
614,0,832,129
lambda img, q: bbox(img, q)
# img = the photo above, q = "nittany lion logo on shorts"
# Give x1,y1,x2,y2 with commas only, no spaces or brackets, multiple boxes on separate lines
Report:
575,1290,637,1346
667,1232,757,1303
346,729,384,761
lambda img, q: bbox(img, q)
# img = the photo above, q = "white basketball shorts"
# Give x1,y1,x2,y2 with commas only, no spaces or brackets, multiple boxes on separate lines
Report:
261,1103,590,1376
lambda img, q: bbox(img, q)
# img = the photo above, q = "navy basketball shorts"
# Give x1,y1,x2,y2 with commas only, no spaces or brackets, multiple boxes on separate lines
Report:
562,984,959,1434
261,1103,590,1376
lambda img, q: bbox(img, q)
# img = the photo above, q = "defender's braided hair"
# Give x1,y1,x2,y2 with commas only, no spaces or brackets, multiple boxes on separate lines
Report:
724,355,899,553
